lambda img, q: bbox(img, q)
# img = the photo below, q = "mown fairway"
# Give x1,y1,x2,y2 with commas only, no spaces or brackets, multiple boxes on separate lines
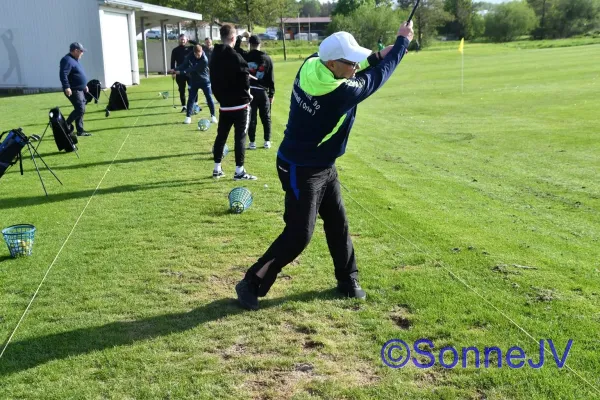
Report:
1,42,599,399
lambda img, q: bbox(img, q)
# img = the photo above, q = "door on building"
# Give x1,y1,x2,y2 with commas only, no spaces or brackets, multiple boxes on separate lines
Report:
101,11,133,86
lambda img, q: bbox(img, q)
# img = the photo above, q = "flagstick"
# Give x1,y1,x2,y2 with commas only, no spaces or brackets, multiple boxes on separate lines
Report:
461,50,464,94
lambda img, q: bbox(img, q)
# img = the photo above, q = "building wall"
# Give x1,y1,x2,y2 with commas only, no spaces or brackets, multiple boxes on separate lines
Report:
0,0,105,91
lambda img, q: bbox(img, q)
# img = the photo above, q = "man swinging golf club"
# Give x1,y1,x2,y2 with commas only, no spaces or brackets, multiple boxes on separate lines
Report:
235,21,414,310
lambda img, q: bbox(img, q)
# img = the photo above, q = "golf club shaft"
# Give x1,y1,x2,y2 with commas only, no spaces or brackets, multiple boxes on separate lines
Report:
407,0,421,23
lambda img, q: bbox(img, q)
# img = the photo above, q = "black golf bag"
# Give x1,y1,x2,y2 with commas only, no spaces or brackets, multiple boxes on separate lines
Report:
49,107,78,152
105,82,129,117
85,79,102,104
0,128,28,178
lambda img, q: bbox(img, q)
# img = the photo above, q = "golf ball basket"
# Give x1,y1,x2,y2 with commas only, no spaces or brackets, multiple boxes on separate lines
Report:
198,119,210,131
2,224,36,257
160,91,169,99
228,187,253,214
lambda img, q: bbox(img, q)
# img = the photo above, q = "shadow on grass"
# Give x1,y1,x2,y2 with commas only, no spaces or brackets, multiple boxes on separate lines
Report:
0,178,211,210
13,152,201,172
0,289,340,376
0,255,15,262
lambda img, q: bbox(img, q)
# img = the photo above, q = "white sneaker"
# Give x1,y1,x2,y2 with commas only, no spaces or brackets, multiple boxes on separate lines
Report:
264,141,271,149
211,115,218,123
248,142,257,150
184,117,192,124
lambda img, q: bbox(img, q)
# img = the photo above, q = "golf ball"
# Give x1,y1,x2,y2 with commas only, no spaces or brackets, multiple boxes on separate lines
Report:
264,184,268,188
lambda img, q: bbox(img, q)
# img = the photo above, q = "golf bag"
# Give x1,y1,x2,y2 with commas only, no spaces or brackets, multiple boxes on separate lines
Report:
0,128,28,179
105,82,129,116
49,107,78,152
85,79,102,104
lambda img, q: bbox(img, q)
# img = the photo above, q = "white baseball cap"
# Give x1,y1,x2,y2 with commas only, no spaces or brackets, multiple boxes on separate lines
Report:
318,32,371,62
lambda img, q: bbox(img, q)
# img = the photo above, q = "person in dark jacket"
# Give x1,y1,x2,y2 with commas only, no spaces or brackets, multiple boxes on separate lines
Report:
59,42,91,136
209,24,257,181
171,34,198,112
169,45,217,124
235,33,275,150
235,23,414,311
203,37,214,62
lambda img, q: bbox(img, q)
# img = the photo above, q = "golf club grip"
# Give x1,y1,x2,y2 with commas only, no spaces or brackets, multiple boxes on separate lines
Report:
407,0,420,23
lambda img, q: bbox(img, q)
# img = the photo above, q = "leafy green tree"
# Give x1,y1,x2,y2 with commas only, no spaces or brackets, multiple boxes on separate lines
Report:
332,0,375,16
329,5,403,49
484,1,537,42
299,0,322,17
398,0,452,46
443,0,476,39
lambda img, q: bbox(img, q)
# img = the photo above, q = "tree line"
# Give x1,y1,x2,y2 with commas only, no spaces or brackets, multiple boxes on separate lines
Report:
144,0,600,48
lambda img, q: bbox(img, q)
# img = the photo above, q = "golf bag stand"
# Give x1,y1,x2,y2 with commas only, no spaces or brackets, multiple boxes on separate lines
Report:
105,81,129,117
35,108,79,158
0,128,62,196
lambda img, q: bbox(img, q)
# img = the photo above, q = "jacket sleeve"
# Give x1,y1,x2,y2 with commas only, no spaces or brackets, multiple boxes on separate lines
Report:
170,48,176,69
266,56,275,98
338,36,410,110
234,36,248,59
189,40,198,46
176,54,190,73
238,54,250,92
59,58,71,90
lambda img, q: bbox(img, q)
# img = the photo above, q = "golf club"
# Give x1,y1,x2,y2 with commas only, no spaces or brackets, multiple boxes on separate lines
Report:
172,76,176,108
407,0,421,24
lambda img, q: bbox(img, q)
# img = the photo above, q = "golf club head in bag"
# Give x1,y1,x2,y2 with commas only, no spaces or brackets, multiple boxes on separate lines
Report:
0,128,28,179
105,82,129,117
49,108,78,152
85,79,102,104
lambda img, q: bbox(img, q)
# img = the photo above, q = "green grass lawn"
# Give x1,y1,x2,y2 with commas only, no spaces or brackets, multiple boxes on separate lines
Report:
1,42,599,399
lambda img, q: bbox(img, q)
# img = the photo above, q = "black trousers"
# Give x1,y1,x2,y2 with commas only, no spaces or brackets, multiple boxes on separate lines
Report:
176,75,188,106
213,107,249,166
245,157,358,296
65,90,86,133
248,89,271,143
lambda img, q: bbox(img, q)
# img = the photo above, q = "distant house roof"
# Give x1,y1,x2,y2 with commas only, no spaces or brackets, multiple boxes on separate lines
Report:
281,17,331,24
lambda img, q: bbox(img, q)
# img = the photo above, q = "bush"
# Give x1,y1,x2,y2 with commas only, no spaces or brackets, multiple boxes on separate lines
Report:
484,1,538,42
329,5,402,50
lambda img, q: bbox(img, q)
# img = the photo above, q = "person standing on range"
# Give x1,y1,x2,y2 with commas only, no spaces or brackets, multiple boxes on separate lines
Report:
59,42,91,137
235,23,414,310
209,24,257,181
203,37,214,62
169,44,217,124
171,34,197,113
235,33,275,150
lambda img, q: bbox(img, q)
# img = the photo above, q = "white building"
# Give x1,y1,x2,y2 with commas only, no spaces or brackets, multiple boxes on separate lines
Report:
0,0,201,93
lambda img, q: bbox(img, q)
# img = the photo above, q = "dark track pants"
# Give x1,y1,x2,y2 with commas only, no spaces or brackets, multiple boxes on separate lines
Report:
213,106,249,166
176,75,188,106
248,88,271,143
65,90,86,133
245,157,358,296
187,82,215,117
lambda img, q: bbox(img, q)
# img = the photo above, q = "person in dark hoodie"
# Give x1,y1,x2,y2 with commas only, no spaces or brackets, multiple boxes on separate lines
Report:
234,33,275,150
169,44,217,124
209,24,257,181
235,22,414,311
59,42,91,137
171,34,198,113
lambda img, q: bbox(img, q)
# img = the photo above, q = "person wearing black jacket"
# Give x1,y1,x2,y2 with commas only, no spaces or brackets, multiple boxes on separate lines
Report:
169,45,217,124
235,33,275,150
171,34,198,112
59,42,92,136
209,24,257,181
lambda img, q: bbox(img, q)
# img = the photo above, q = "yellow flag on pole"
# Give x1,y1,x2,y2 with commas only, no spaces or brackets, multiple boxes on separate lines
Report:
458,38,464,53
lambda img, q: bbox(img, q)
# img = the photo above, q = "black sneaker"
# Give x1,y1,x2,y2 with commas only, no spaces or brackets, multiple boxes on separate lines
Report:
235,279,259,310
212,169,225,179
337,278,366,300
77,131,92,137
105,109,110,117
181,106,187,113
233,169,257,181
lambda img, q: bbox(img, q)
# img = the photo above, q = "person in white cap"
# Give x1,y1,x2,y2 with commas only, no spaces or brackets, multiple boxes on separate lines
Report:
235,22,414,310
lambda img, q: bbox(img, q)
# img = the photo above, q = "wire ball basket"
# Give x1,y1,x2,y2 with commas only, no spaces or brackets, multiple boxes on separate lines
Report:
212,143,229,158
2,224,36,258
228,187,253,214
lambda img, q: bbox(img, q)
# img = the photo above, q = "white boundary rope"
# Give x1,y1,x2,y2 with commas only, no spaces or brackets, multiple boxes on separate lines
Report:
340,182,600,396
0,100,154,359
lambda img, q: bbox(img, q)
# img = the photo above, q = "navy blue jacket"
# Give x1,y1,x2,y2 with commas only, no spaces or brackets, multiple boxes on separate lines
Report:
176,52,210,86
59,54,88,91
278,36,410,167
